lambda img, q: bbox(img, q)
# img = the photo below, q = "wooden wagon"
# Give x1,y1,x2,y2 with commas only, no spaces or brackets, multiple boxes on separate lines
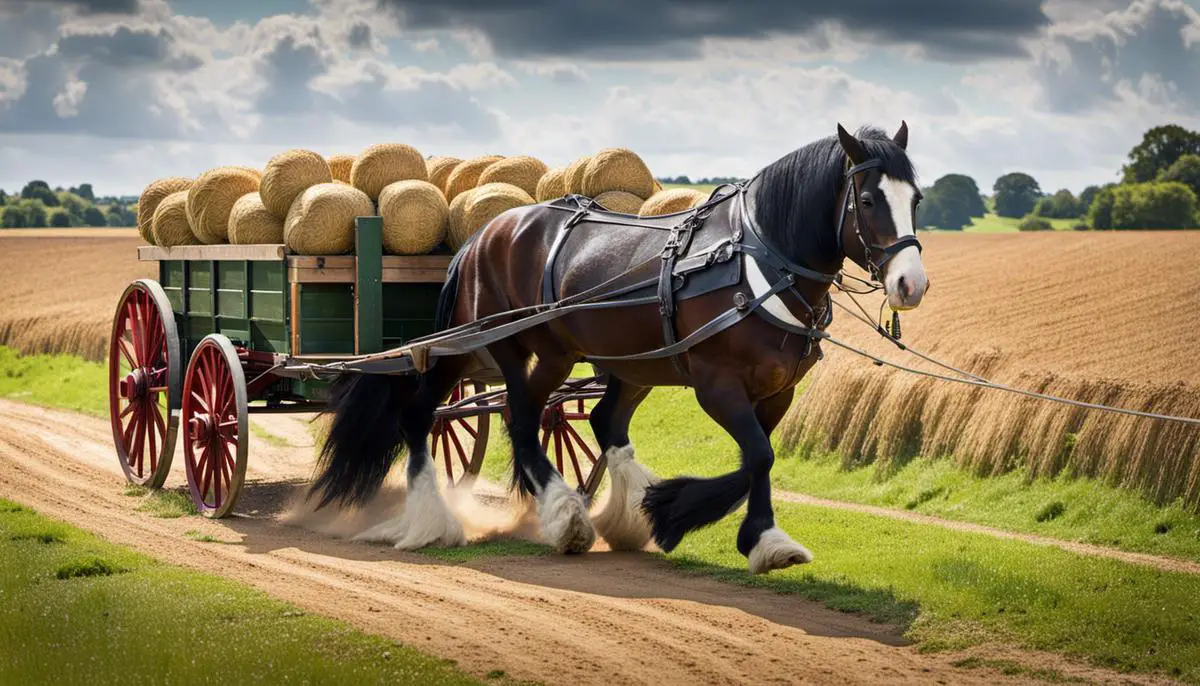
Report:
108,217,607,518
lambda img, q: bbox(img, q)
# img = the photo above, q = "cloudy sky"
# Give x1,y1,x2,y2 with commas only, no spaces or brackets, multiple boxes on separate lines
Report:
1,0,1198,198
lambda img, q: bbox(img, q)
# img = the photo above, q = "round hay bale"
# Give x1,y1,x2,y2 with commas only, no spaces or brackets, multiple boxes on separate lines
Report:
233,166,263,180
594,190,645,215
350,143,427,201
450,182,533,250
327,154,354,183
284,183,374,255
260,149,332,219
150,191,197,247
446,187,477,251
582,148,655,199
378,180,448,255
444,155,504,202
639,188,707,217
426,156,463,195
477,156,548,198
186,167,261,244
229,192,284,245
137,177,192,244
535,167,567,202
564,155,590,195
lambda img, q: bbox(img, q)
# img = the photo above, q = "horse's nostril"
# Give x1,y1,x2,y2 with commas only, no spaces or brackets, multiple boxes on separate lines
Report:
897,275,911,298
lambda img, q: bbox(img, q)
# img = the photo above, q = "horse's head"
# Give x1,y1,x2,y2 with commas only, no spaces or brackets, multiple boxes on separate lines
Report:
836,122,929,310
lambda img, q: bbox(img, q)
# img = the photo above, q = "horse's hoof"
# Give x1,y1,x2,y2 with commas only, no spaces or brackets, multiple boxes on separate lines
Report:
748,527,813,575
539,478,596,554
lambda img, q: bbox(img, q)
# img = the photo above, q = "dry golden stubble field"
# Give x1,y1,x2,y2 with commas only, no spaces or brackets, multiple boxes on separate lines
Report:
781,230,1200,509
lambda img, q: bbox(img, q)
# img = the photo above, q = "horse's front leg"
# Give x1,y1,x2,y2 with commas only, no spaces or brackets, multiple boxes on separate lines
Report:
739,388,812,574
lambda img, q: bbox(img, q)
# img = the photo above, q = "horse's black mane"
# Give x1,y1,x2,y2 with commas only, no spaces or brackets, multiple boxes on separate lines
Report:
751,125,916,271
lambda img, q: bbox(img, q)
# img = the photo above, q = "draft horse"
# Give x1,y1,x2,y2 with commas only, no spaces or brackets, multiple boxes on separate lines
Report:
309,122,929,574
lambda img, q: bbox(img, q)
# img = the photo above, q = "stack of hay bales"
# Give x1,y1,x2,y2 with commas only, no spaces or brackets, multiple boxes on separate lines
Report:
134,142,678,257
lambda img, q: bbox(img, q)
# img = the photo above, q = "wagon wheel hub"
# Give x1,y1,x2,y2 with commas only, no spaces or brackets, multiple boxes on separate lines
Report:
540,403,564,432
188,412,215,443
119,368,149,401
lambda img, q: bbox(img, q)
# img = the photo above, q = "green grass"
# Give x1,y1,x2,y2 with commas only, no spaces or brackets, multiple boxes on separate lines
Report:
133,488,197,519
609,385,1200,562
0,346,107,417
0,497,483,685
418,539,552,563
961,213,1078,233
665,500,1200,682
250,422,291,448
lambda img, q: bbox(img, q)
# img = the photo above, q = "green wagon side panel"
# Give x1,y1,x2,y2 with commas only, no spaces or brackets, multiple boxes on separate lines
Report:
161,259,290,361
296,284,355,355
382,282,442,349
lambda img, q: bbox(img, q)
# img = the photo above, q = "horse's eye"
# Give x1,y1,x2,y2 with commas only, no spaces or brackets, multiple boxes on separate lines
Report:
859,191,874,208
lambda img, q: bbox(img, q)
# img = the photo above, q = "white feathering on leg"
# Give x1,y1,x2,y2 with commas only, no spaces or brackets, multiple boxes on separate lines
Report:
592,444,658,551
748,527,813,575
538,473,596,554
352,457,466,550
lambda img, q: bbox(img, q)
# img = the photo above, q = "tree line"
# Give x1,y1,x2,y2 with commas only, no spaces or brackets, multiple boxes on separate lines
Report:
0,181,137,229
917,123,1200,231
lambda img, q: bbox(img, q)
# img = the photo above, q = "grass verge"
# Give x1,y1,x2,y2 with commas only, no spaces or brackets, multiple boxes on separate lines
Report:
0,497,483,685
625,385,1200,562
667,500,1200,682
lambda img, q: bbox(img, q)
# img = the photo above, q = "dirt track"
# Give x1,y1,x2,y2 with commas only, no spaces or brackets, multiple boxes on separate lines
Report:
0,400,1175,686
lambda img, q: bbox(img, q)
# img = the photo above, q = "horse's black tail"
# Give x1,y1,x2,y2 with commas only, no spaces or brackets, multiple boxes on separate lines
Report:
309,372,420,509
309,239,477,510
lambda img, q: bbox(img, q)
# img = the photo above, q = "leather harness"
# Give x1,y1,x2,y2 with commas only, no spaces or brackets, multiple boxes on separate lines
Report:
323,157,922,381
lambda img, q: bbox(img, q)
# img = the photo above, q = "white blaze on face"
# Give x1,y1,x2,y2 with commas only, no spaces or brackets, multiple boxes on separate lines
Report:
877,175,928,310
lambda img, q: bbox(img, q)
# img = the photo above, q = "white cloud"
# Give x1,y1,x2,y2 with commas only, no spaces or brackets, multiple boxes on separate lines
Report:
51,75,87,117
519,61,589,84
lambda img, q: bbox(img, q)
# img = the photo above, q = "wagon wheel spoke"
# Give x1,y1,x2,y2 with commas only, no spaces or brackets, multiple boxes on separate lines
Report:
456,418,477,439
445,421,470,472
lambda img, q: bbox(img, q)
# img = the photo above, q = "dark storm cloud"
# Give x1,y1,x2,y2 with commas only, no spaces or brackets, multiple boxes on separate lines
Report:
1034,0,1200,112
347,21,372,49
57,25,202,70
4,0,140,13
377,0,1051,61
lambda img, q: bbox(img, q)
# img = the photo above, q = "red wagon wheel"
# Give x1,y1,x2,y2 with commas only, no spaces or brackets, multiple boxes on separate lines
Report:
430,380,491,488
181,335,249,518
541,390,605,497
108,279,180,488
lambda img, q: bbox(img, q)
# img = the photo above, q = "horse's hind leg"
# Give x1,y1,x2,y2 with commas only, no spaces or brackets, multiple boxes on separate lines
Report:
354,358,469,550
491,341,596,553
740,388,812,574
589,377,657,551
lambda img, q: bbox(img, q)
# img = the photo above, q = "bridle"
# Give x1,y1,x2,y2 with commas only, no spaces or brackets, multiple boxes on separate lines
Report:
835,158,923,285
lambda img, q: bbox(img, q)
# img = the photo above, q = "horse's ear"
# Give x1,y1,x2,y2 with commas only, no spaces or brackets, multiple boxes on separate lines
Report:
893,120,908,150
837,123,867,164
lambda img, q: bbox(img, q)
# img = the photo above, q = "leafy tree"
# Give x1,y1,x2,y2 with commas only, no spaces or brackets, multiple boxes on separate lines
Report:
68,183,95,203
57,192,88,223
22,201,47,227
49,210,71,228
20,180,50,199
1122,124,1200,183
1159,154,1200,200
2,205,26,228
1088,187,1115,229
0,189,7,206
1034,189,1082,218
932,173,986,217
20,180,59,207
1079,185,1102,213
82,206,107,227
993,172,1042,218
1111,182,1198,229
1018,215,1053,231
